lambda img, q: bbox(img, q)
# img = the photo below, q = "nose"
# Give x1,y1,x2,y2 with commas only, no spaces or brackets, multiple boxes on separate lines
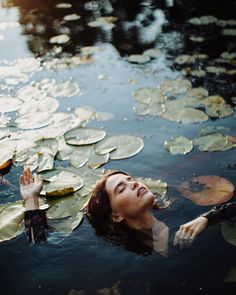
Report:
131,181,139,190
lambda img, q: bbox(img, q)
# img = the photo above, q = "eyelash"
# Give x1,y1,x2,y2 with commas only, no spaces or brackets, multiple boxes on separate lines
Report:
119,177,135,193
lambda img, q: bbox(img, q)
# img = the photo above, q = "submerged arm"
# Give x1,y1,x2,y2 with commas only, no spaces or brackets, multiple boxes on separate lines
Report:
19,168,52,243
174,202,236,249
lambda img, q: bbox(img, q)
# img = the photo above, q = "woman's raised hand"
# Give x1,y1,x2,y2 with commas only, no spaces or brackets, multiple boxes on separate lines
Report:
19,167,43,210
173,216,208,249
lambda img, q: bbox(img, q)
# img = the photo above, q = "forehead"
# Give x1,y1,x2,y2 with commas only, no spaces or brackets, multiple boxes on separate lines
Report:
105,173,128,193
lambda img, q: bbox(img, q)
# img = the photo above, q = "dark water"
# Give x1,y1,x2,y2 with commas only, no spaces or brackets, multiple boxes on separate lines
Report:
0,0,236,294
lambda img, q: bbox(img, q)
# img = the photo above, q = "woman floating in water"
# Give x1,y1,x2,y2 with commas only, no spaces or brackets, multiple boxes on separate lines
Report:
20,168,236,256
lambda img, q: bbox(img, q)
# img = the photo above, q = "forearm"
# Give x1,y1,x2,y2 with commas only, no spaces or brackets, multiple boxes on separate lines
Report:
199,202,236,226
24,194,40,211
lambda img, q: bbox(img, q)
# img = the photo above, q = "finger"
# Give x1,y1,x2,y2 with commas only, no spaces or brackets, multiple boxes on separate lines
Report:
183,230,193,248
173,229,182,246
23,168,29,185
19,175,25,186
178,229,187,250
28,168,33,183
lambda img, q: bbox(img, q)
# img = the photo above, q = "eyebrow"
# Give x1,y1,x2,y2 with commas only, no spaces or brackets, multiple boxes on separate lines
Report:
114,181,125,196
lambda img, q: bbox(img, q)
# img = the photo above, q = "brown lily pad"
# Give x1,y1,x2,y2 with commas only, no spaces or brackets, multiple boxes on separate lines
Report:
179,175,234,206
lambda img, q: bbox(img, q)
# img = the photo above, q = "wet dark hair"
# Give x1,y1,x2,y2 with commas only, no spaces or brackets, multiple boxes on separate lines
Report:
86,170,152,255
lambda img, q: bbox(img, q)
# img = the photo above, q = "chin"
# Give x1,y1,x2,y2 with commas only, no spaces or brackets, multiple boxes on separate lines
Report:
143,190,155,206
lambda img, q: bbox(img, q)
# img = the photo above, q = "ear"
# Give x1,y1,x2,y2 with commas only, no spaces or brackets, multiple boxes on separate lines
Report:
111,212,124,223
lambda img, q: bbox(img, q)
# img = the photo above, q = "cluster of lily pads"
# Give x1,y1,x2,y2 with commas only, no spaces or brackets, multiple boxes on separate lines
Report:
165,126,236,155
133,79,234,123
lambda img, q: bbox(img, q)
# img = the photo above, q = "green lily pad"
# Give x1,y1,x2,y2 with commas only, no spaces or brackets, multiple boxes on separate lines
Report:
95,134,144,160
194,133,236,152
222,29,236,36
40,170,84,197
64,127,106,145
0,96,22,113
175,55,196,64
143,48,161,58
224,266,236,282
165,136,193,155
205,104,233,118
49,34,70,44
188,15,218,25
221,221,236,247
161,107,209,124
63,14,81,21
50,81,80,97
19,97,59,115
160,78,192,95
15,112,54,129
126,54,150,64
133,88,167,104
0,201,24,242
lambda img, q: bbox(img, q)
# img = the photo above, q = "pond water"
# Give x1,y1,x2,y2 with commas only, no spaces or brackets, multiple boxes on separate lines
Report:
0,0,236,294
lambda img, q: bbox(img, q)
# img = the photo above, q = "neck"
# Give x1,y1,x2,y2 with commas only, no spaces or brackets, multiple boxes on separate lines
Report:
125,211,155,230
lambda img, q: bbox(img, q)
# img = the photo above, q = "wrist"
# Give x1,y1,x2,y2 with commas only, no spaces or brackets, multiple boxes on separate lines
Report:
23,194,40,210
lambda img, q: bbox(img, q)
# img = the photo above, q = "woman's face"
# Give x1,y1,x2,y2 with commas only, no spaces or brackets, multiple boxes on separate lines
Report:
105,173,155,221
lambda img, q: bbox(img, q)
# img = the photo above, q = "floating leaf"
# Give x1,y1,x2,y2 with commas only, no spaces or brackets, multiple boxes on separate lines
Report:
95,134,144,160
194,133,234,152
205,104,233,118
17,86,46,102
143,48,161,58
69,145,94,168
40,170,84,197
65,166,105,197
19,97,59,115
161,107,208,124
160,78,192,95
88,16,117,30
221,221,236,247
179,175,234,206
205,66,226,74
64,127,106,145
220,52,236,60
47,193,89,219
133,102,149,116
15,112,54,129
63,14,81,21
224,266,236,283
37,154,54,172
0,159,12,176
50,81,80,97
49,34,70,44
136,177,167,198
48,213,83,235
0,140,17,167
0,201,24,242
221,29,236,36
175,55,196,64
0,96,22,113
188,15,218,25
165,136,193,155
55,3,72,8
75,106,95,121
189,36,205,42
126,54,150,64
133,88,167,104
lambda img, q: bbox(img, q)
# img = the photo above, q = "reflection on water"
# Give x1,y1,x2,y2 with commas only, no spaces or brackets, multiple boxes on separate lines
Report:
0,0,236,294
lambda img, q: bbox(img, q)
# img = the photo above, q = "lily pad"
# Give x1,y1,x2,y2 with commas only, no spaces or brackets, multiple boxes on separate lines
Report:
49,34,70,44
126,54,150,64
95,134,144,160
50,81,80,97
15,112,54,129
160,78,192,95
0,96,22,112
222,29,236,36
205,104,233,118
40,170,84,197
175,55,196,64
179,175,234,206
161,107,209,124
88,16,117,30
133,88,167,104
19,97,59,115
0,201,24,242
143,48,161,58
188,15,218,25
221,221,236,247
224,266,236,283
63,14,81,21
165,136,193,155
64,127,106,145
48,212,83,234
194,133,235,152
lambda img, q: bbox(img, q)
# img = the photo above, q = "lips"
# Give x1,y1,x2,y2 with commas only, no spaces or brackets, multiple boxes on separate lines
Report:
137,186,147,197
